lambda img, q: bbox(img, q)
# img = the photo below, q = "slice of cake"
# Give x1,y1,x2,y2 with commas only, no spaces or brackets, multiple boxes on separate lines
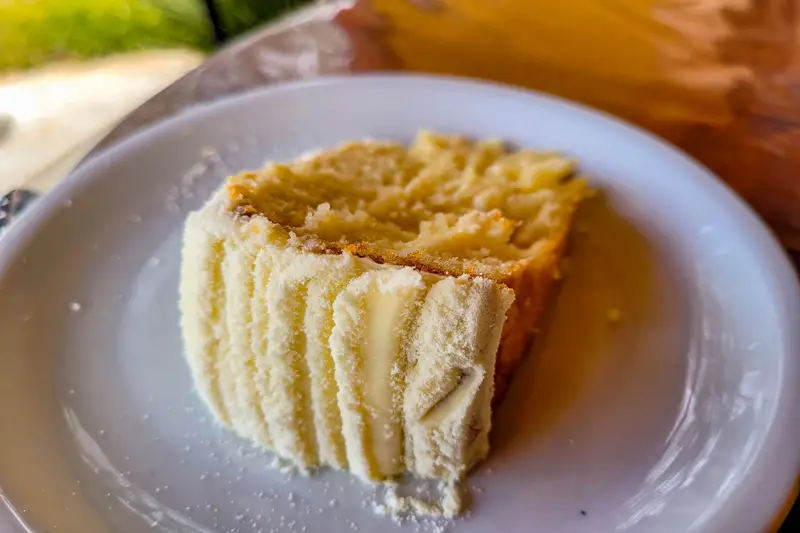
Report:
180,131,587,485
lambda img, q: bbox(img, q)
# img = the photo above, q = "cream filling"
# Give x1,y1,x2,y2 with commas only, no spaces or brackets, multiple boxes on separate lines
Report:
180,198,515,484
362,270,426,477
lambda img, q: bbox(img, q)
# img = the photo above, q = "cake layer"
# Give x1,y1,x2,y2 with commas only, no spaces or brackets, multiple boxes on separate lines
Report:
181,133,586,488
226,131,587,281
180,197,514,482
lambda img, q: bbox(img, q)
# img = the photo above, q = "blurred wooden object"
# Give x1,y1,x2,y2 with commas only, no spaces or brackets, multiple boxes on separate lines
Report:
341,0,800,248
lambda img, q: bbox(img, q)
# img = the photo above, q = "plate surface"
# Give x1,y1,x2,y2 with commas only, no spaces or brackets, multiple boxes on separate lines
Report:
1,75,798,533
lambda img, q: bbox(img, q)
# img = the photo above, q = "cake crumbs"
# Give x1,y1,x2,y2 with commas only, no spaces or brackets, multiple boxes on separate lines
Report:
373,480,462,523
68,301,82,312
606,308,622,323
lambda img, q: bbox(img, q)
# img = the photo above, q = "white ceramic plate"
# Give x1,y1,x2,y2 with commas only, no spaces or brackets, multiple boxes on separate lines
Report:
1,75,798,533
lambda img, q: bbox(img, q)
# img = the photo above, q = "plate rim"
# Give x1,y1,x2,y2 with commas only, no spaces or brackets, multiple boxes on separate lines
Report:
1,73,798,533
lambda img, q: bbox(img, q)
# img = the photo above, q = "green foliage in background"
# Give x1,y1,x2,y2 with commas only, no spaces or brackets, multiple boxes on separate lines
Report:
214,0,308,38
0,0,310,73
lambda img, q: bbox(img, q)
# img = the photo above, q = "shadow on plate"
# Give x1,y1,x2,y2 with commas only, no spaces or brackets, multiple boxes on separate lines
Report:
489,192,685,464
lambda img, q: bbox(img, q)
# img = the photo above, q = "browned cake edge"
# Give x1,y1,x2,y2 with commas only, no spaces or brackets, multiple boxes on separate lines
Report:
491,209,575,405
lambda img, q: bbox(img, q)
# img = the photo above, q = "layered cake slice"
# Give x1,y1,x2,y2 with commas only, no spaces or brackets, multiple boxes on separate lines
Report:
180,131,587,484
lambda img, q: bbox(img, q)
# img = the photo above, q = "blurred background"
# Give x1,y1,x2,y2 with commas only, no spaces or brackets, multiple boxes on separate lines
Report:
0,0,309,194
0,1,312,70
